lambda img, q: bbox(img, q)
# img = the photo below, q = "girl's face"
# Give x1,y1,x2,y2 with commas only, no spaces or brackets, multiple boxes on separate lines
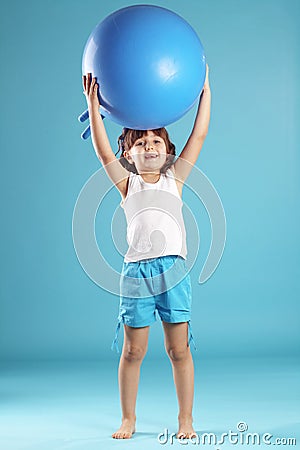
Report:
124,130,167,172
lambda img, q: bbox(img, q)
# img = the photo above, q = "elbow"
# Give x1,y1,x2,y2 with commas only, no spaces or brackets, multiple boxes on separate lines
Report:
200,131,208,140
191,125,209,141
192,132,207,142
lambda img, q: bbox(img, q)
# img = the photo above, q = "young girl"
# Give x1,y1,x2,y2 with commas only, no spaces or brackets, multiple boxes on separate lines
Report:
82,65,211,440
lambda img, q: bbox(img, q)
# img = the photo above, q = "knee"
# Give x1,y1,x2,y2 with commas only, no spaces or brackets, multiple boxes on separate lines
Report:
167,345,189,363
123,344,147,363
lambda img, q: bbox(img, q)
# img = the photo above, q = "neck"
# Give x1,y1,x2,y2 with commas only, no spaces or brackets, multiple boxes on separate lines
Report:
139,170,161,183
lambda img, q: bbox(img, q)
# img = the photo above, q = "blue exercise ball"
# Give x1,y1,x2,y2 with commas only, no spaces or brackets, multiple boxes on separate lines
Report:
82,5,206,129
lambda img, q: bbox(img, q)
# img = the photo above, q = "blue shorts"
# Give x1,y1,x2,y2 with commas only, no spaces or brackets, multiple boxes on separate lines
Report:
111,255,196,353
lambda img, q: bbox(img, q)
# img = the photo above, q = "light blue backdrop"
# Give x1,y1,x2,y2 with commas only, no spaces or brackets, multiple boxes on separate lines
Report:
1,0,299,360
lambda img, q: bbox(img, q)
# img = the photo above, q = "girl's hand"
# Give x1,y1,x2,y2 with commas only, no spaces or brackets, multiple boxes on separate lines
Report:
202,63,210,91
82,73,100,110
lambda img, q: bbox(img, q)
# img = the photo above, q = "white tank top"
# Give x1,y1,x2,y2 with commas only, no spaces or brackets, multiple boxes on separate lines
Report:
120,166,187,262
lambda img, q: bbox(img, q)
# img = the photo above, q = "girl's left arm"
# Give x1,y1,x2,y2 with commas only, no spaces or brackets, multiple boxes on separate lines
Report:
174,64,211,182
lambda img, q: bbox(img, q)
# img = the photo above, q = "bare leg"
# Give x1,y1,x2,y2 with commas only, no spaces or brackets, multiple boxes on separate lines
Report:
162,321,196,439
112,324,149,439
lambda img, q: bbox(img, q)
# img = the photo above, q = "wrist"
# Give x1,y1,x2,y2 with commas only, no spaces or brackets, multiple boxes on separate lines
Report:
89,104,100,115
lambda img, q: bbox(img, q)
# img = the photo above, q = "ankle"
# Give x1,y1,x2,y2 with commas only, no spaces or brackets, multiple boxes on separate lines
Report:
178,414,193,423
122,415,136,423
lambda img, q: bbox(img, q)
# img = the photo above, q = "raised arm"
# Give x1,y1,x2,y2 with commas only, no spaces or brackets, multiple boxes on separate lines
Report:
174,64,211,182
82,73,129,194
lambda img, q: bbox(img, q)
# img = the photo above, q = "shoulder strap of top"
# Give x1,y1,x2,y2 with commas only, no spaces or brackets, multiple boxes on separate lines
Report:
127,171,139,192
165,165,176,177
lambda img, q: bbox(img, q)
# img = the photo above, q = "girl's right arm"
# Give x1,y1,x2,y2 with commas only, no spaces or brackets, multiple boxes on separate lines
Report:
82,73,129,196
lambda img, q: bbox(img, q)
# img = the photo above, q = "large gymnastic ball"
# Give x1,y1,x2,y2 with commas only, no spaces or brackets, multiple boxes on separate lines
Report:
82,5,206,129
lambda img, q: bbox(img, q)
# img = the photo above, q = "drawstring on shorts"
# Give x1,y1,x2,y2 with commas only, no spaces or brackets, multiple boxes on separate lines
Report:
187,320,197,350
111,316,124,353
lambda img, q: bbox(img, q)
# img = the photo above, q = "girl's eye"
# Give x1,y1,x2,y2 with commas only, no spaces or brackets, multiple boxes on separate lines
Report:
137,142,144,145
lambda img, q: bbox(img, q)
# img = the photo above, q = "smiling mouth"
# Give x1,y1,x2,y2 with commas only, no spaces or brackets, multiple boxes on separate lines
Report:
144,154,159,159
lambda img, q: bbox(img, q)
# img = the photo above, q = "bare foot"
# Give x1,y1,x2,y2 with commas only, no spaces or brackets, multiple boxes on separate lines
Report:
112,418,136,439
177,417,196,439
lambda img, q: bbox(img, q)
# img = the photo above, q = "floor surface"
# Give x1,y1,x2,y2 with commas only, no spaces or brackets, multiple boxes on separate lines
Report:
1,356,299,449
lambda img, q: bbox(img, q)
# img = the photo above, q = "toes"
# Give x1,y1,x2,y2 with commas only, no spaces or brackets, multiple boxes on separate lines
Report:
112,430,133,439
177,432,187,439
177,431,196,440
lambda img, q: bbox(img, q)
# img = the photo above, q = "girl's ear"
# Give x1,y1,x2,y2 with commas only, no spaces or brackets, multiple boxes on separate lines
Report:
123,150,132,162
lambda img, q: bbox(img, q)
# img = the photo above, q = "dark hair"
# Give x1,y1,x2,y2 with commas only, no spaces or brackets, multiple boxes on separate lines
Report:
115,127,176,174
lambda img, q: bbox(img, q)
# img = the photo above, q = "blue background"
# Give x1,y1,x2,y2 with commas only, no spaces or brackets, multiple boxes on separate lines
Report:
1,0,299,361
